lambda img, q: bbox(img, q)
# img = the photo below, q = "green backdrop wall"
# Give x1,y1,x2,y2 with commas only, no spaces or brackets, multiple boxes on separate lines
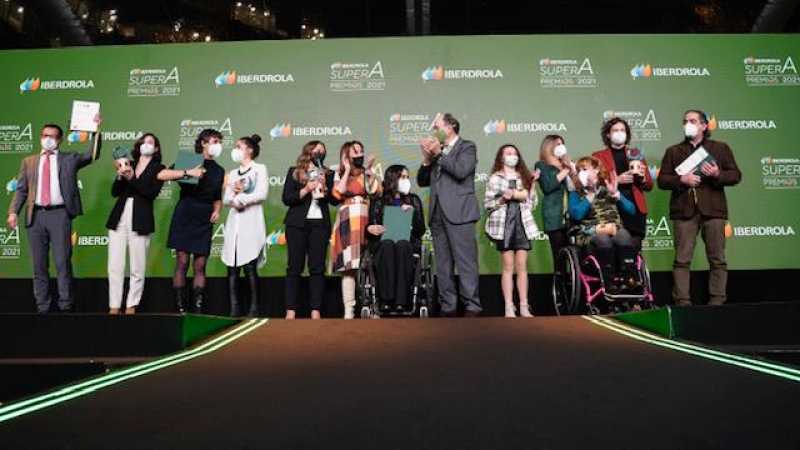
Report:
1,34,798,278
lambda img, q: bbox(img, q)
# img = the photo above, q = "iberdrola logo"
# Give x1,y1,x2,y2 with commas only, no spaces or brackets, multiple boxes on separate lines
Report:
269,124,292,139
68,131,90,143
630,64,653,79
215,71,236,87
20,77,41,92
6,177,18,194
483,120,507,136
421,66,444,81
707,114,718,131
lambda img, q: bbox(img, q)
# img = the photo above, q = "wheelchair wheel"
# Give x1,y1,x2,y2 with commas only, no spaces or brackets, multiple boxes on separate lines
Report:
638,256,656,310
552,246,582,315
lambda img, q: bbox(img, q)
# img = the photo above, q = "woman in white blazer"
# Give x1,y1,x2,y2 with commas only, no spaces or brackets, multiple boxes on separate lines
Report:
222,134,268,316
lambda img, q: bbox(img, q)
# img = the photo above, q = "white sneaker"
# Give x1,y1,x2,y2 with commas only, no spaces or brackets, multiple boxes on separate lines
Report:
519,303,534,318
344,307,355,320
505,306,516,318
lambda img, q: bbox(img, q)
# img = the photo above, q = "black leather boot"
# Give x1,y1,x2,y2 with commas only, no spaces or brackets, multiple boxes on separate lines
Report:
244,264,260,317
193,287,205,315
228,267,240,317
601,264,620,295
174,287,187,314
620,258,642,295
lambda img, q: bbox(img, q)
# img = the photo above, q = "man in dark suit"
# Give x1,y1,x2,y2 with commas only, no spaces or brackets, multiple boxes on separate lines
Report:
7,121,102,313
418,113,482,317
657,110,741,306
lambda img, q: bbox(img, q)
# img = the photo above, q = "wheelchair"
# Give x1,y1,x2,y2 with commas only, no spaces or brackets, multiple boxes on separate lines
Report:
552,227,655,316
356,238,435,319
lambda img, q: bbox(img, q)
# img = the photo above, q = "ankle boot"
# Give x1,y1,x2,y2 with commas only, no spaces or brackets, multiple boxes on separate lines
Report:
504,301,516,318
244,265,260,317
192,287,205,315
601,265,620,295
228,268,240,317
174,287,187,314
519,301,534,318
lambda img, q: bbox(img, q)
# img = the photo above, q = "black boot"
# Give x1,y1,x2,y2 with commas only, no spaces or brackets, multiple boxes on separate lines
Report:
244,264,260,317
193,287,205,315
174,287,187,314
228,267,240,317
620,258,642,295
601,264,621,295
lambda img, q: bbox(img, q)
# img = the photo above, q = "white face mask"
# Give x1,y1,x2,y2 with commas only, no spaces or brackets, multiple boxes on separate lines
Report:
397,178,411,195
503,155,519,167
554,144,568,158
231,148,245,164
610,131,627,146
41,137,57,151
140,143,155,156
208,143,222,158
684,123,699,139
578,169,592,187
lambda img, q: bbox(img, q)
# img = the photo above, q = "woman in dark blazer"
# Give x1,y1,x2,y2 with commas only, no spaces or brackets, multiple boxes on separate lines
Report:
106,134,165,314
366,165,426,310
282,140,336,319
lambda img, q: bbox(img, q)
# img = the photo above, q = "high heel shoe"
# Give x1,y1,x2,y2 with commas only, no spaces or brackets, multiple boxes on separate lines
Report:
519,302,534,318
504,305,516,318
311,310,321,320
285,309,296,320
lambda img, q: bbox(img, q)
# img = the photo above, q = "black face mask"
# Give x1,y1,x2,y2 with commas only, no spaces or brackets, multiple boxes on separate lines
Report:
352,156,364,168
312,154,325,168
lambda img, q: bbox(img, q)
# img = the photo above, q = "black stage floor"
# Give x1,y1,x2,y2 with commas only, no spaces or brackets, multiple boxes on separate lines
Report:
0,317,798,449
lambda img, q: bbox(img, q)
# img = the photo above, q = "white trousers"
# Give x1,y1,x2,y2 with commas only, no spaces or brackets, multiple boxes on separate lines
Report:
108,198,150,309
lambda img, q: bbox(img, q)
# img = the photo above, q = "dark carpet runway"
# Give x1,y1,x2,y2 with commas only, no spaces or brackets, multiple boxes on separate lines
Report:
1,317,798,449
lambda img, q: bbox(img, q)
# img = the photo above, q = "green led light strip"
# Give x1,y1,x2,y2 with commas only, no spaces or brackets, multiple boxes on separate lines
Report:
0,318,268,424
584,315,800,383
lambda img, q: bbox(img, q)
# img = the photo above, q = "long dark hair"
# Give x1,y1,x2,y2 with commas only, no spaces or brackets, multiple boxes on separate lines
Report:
293,140,325,184
132,133,162,162
490,144,533,191
338,140,365,177
381,164,410,202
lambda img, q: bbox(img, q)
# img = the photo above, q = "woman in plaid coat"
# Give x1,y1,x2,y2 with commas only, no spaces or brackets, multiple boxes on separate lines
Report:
330,141,380,319
484,144,539,318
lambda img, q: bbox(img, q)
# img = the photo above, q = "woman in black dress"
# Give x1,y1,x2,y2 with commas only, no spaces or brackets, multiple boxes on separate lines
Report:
365,165,426,310
166,128,225,314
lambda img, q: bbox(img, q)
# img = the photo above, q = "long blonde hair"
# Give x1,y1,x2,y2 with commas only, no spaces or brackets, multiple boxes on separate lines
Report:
539,134,564,162
293,140,325,184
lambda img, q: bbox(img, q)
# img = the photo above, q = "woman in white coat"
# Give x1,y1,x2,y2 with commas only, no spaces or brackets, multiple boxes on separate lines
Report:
222,134,268,316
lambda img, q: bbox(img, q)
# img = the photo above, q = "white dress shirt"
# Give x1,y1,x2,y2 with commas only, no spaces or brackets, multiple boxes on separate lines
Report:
36,149,64,206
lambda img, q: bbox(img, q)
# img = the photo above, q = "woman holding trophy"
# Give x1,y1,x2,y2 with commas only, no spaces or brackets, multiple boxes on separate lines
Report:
281,140,335,319
592,118,653,251
105,133,202,314
221,134,268,317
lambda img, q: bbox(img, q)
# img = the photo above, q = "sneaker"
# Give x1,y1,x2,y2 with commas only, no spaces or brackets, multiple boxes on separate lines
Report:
344,308,355,320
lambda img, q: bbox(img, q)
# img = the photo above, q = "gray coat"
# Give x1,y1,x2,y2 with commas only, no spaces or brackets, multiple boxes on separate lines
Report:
417,137,480,225
9,135,101,227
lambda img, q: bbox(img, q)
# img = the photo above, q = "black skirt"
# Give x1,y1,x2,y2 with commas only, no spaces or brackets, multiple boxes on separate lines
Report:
167,199,213,255
495,201,531,252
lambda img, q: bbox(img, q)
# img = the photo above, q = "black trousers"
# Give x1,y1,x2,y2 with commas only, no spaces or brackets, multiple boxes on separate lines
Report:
589,229,637,285
372,240,415,307
284,219,329,311
546,229,568,268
